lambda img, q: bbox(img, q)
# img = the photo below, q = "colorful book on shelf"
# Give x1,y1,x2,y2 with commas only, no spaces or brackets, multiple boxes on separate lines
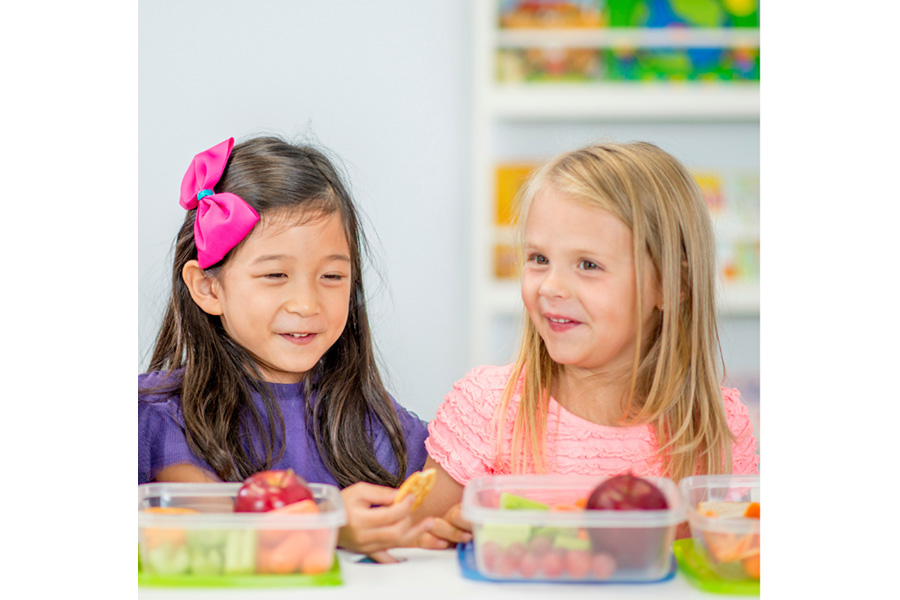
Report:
495,1,760,83
499,0,604,29
498,0,760,30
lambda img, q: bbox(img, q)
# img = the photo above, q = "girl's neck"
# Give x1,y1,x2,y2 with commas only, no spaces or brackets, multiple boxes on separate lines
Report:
551,366,631,427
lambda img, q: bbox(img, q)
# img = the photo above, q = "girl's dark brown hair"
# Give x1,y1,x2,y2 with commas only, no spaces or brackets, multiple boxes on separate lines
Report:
144,136,409,487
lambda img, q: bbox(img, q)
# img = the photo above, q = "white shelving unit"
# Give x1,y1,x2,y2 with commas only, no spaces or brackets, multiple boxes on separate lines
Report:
469,0,761,367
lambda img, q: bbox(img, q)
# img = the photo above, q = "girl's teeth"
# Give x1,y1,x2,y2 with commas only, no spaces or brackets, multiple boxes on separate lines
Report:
289,333,310,338
549,317,571,323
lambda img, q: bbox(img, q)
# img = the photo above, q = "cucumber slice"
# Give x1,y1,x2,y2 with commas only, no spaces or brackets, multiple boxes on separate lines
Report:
478,523,533,548
223,530,257,575
145,544,190,575
499,492,549,511
553,533,591,551
190,547,224,576
186,529,228,550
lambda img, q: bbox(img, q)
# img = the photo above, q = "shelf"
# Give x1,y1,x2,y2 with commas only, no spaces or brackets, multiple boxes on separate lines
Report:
479,280,758,318
496,27,761,49
487,82,759,120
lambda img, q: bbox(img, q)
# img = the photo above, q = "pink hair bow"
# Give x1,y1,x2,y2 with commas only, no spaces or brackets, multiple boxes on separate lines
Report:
179,138,260,268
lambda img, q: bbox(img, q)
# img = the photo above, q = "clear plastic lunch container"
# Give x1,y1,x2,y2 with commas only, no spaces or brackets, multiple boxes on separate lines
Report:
461,474,686,583
137,482,346,587
679,474,760,581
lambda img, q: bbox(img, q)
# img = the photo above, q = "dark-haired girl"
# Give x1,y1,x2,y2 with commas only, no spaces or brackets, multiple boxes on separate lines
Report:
139,136,437,561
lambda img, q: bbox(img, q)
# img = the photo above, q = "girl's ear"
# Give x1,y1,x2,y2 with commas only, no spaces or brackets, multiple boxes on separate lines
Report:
182,260,223,316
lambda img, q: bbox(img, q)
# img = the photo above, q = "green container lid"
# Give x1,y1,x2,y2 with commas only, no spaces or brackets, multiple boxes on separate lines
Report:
673,538,758,595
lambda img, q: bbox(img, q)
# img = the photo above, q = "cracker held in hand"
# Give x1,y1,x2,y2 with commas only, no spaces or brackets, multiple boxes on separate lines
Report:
394,468,436,510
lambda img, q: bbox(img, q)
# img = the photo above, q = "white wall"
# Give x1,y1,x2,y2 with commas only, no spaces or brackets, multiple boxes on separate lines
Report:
139,0,473,420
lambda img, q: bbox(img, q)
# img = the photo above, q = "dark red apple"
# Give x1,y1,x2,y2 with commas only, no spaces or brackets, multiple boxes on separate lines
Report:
586,473,668,511
234,469,313,513
586,473,671,571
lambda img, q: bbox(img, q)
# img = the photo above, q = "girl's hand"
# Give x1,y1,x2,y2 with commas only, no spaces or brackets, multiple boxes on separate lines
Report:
417,503,472,550
337,481,436,563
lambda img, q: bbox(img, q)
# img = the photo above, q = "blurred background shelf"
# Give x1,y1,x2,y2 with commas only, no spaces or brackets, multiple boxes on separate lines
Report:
470,0,761,369
488,83,759,120
495,27,761,48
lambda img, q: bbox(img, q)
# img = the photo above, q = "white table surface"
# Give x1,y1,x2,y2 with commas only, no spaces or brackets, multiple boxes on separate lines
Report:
137,546,751,599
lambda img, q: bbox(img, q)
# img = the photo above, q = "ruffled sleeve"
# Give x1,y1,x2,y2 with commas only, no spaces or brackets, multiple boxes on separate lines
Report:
722,387,760,474
426,365,512,485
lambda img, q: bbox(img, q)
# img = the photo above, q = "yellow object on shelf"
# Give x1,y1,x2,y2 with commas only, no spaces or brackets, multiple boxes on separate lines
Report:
495,163,536,226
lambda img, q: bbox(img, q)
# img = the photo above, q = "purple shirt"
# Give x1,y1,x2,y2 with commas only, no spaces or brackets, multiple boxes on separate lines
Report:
138,370,428,486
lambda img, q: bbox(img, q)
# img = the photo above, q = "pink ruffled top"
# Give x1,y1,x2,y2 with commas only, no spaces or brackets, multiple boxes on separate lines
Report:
426,364,759,485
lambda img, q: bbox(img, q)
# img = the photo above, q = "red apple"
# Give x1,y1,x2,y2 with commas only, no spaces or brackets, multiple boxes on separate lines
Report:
585,473,670,570
234,469,313,513
586,473,668,511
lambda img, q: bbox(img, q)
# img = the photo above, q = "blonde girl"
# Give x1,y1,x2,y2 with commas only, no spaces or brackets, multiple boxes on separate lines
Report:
416,141,759,545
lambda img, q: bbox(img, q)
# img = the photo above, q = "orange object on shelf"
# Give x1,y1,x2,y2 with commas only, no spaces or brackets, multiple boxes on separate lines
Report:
495,163,535,226
744,502,760,518
493,243,518,279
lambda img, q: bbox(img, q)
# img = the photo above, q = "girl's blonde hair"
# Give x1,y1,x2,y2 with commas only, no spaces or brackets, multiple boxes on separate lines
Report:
497,141,733,482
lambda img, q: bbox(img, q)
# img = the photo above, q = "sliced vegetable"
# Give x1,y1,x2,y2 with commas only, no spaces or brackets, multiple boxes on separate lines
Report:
144,543,190,575
499,492,549,510
189,547,224,576
223,529,257,575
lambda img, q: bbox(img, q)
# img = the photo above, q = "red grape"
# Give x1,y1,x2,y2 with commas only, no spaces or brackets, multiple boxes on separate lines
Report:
506,541,527,562
540,549,565,578
564,549,591,578
591,552,617,579
495,551,519,577
518,553,540,578
479,540,502,572
528,534,553,558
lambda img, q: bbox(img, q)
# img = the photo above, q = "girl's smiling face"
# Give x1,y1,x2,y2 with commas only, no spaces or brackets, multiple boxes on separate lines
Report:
521,187,661,379
206,211,352,383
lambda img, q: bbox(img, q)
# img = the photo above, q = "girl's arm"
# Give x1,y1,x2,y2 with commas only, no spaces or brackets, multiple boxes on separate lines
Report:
412,456,473,548
415,456,464,518
153,463,220,482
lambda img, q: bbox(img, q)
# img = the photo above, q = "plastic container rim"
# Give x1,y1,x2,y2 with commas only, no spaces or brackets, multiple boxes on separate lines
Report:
461,474,686,528
679,474,759,534
137,481,347,529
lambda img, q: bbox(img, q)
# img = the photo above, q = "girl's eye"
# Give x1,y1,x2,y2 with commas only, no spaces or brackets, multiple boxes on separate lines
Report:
265,273,287,279
578,260,600,270
322,274,345,281
527,253,548,265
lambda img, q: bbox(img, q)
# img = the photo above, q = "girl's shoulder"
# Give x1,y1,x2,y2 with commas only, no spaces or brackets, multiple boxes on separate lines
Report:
452,363,517,394
437,363,518,422
139,369,184,395
138,369,186,423
720,386,750,421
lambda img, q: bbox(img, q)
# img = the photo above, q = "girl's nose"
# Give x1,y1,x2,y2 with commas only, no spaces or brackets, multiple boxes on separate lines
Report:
286,284,319,317
538,268,571,299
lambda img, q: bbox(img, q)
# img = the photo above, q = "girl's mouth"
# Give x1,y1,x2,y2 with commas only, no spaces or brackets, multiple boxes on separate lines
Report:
545,314,580,332
280,332,317,345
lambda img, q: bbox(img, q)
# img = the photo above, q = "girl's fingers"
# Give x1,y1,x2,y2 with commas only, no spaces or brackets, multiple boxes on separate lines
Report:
349,494,416,531
424,517,472,545
342,481,400,508
366,550,400,564
417,530,451,550
443,504,473,533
